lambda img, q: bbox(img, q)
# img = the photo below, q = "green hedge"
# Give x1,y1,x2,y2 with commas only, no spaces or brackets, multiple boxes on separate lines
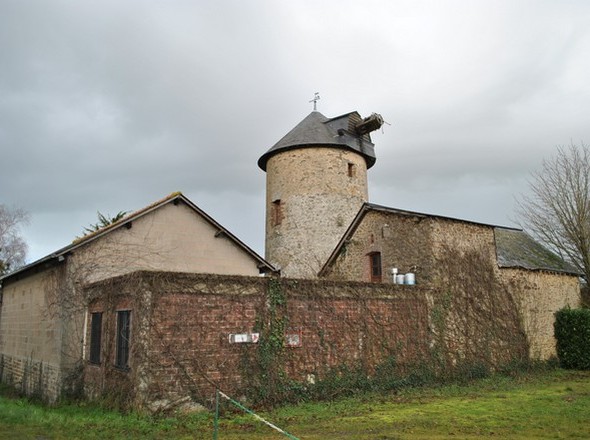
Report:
554,307,590,370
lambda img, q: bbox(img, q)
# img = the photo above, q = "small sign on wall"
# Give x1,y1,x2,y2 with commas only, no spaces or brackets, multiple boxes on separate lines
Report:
285,330,302,347
228,331,302,346
228,333,260,344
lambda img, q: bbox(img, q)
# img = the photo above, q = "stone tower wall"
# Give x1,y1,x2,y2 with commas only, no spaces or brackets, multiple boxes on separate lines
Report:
265,146,369,278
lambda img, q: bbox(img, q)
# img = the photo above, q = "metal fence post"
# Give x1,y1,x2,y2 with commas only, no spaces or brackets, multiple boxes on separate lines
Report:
213,388,219,440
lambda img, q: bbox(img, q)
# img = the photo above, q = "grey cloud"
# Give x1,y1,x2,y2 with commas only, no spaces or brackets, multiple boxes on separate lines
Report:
1,0,589,262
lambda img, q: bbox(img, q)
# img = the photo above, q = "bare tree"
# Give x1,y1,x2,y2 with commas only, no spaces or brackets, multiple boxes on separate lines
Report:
516,142,590,283
0,204,30,275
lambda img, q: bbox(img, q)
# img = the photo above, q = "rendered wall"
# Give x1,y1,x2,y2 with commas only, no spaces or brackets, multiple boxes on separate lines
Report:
72,200,263,284
0,270,63,401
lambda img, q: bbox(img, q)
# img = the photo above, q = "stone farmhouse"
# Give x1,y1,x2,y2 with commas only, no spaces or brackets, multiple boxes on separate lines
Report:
0,109,581,408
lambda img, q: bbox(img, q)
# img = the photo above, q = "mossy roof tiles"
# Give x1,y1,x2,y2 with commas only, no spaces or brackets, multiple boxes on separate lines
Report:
494,227,580,275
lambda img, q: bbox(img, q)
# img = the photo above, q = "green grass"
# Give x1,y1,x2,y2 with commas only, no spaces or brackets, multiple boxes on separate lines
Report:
1,370,589,439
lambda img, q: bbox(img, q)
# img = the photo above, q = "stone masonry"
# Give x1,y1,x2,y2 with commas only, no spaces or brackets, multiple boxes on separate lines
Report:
265,147,368,278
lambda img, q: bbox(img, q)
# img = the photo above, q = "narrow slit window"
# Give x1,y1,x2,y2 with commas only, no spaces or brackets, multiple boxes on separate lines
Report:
272,199,283,226
347,163,356,178
369,252,382,283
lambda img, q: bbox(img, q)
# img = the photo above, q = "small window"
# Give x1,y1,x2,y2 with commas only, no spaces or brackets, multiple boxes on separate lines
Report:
89,312,102,364
347,162,356,178
115,310,131,370
271,199,283,226
369,252,382,283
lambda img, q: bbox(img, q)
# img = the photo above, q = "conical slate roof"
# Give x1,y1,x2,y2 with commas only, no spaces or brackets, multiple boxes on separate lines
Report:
258,111,378,171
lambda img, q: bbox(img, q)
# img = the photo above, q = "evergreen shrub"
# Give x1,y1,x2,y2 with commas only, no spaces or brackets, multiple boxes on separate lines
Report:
554,307,590,370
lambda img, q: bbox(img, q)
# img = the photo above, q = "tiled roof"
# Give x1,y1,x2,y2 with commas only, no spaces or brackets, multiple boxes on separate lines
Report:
494,228,580,275
258,111,377,171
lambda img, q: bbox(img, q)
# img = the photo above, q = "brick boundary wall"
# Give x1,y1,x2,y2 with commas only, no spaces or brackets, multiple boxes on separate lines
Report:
140,279,432,409
83,271,529,411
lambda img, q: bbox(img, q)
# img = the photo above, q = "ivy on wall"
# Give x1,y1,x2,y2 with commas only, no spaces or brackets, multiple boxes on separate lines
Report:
79,271,538,411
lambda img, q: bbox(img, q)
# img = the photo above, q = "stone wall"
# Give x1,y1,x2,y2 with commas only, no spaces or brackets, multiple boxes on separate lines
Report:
426,222,530,366
499,268,581,359
265,147,368,278
322,211,580,361
322,210,434,283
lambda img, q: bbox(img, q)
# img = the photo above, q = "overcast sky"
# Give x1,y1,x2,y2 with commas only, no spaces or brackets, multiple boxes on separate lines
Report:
1,0,589,263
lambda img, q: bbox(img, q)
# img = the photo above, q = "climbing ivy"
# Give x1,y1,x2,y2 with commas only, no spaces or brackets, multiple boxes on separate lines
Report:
260,278,287,371
244,278,294,406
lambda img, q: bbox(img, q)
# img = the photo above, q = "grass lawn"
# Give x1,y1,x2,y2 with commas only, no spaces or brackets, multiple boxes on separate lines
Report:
0,369,589,439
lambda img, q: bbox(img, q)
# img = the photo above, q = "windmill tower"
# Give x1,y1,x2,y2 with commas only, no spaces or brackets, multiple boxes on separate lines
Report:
258,109,383,278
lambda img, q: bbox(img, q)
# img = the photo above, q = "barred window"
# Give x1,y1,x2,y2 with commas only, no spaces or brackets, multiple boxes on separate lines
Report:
89,312,102,364
115,310,131,370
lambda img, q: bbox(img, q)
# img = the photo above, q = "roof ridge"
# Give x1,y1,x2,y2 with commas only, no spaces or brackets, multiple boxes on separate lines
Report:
71,191,184,245
2,191,276,282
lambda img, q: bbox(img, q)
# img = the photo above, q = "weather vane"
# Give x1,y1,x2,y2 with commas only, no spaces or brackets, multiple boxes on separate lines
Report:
309,92,320,111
